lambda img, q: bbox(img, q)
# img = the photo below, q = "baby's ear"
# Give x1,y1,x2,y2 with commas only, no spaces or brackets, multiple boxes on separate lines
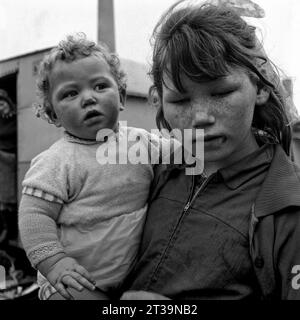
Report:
48,110,61,127
119,87,126,111
256,85,270,106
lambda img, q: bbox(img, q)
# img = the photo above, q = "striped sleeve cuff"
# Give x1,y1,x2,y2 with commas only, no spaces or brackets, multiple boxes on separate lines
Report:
22,186,64,204
27,241,65,268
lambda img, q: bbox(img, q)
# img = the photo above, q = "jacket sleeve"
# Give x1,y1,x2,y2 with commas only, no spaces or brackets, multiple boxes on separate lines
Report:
274,209,300,300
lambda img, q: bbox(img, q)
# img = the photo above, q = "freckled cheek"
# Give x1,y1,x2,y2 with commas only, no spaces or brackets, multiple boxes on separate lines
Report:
164,105,193,130
216,98,254,130
233,100,255,128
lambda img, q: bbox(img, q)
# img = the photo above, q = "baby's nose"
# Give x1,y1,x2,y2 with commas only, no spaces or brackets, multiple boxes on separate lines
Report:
82,95,97,108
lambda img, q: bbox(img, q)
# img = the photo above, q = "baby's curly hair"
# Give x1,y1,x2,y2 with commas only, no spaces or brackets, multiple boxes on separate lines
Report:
35,33,127,124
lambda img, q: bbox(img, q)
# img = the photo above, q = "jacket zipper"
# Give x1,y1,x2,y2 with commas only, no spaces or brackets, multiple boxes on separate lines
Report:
183,173,213,214
183,175,196,212
151,173,214,283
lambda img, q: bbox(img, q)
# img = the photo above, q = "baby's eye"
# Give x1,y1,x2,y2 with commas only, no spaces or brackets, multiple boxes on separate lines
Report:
63,90,77,99
95,83,108,91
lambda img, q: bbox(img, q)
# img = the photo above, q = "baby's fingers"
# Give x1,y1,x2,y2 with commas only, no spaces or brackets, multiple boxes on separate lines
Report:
60,274,85,292
74,265,96,286
69,271,96,291
55,282,74,300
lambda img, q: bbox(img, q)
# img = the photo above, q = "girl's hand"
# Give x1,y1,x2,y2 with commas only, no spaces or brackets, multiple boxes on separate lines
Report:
46,257,96,300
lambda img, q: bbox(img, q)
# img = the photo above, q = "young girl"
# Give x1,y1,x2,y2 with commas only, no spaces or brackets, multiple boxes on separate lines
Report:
18,34,174,300
122,1,300,300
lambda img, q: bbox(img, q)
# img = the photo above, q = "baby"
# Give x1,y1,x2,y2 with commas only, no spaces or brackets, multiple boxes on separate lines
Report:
18,34,174,300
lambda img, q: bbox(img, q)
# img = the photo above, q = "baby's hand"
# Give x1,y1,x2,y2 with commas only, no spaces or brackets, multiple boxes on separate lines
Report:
46,257,96,300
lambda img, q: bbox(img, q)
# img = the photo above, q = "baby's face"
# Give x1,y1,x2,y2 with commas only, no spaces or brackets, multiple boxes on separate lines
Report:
49,54,122,140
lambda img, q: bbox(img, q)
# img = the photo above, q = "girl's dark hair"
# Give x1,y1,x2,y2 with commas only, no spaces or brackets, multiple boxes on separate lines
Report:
150,0,292,154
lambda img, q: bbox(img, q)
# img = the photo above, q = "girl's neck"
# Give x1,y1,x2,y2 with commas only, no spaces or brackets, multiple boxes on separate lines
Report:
203,132,259,176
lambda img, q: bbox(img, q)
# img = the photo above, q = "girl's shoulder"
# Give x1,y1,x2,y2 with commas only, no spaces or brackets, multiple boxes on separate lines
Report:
254,144,300,216
272,144,300,180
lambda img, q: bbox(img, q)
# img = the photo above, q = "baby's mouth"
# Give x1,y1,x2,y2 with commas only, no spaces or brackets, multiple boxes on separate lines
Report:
84,110,102,121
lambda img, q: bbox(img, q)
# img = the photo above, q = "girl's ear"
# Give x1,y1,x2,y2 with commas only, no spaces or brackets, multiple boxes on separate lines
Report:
256,85,270,106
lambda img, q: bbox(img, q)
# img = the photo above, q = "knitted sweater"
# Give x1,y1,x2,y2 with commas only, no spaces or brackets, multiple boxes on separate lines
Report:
19,125,170,291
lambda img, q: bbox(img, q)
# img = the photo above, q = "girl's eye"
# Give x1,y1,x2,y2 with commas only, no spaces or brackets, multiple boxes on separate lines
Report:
212,89,235,97
95,83,107,91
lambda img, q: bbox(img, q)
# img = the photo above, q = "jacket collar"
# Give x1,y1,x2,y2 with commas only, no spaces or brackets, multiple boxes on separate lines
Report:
164,143,273,191
218,143,273,190
254,144,300,218
163,142,300,218
217,128,278,190
167,129,276,189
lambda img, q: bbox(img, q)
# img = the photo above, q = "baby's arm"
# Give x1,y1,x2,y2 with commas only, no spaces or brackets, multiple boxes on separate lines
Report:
19,194,96,299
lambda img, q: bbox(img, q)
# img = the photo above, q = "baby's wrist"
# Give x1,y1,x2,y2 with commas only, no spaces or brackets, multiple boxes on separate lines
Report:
37,252,67,276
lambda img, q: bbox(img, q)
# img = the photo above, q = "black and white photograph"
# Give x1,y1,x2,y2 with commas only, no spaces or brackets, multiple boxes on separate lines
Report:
0,0,300,314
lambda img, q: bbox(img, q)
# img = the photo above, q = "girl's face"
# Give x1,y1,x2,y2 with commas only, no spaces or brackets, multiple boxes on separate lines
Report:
162,66,261,171
49,55,123,140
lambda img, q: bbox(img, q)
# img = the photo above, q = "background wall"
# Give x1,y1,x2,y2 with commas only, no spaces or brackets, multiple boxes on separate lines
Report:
0,0,300,113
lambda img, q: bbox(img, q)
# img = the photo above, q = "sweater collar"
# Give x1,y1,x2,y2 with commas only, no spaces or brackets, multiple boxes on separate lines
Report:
63,131,99,145
63,124,120,145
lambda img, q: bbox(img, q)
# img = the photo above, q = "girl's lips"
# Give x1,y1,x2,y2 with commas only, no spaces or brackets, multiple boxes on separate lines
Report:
204,135,223,142
204,135,226,148
191,135,226,150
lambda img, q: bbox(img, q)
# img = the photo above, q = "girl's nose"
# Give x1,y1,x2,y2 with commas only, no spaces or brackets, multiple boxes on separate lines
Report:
192,108,215,128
